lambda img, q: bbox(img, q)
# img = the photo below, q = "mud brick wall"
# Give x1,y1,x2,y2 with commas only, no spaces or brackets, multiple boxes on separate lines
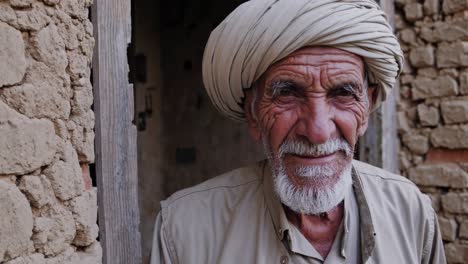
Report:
0,0,100,263
395,0,468,262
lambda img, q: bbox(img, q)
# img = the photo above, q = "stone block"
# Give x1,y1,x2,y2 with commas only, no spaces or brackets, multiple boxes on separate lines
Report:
409,46,434,67
444,243,468,264
461,72,468,95
70,126,95,163
437,42,468,68
18,175,55,208
441,193,468,213
424,0,440,14
1,83,71,120
32,24,68,74
59,0,92,20
15,9,49,31
0,102,58,175
0,22,26,87
412,76,458,100
404,3,424,21
68,49,91,81
399,28,418,46
441,100,468,124
0,2,16,24
417,104,439,127
442,0,468,14
431,125,468,149
408,164,468,188
10,0,34,8
438,217,457,241
426,149,468,163
43,141,85,201
402,133,429,154
33,203,76,256
4,254,45,264
397,111,411,132
460,220,468,239
68,189,98,246
0,181,34,262
434,20,468,42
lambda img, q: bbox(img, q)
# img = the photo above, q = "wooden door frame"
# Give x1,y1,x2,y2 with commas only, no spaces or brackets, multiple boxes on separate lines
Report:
358,0,399,173
89,0,398,263
92,0,142,263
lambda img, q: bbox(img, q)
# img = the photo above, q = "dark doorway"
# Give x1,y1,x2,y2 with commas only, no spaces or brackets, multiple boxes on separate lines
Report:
131,0,263,262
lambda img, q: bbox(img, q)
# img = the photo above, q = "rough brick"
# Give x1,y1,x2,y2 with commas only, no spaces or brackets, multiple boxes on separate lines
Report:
399,28,418,46
15,9,49,31
423,0,440,14
397,111,411,132
0,2,16,25
0,22,27,87
0,181,34,262
441,193,468,213
426,149,468,163
1,83,71,120
33,203,76,256
404,3,424,21
32,24,68,73
409,46,434,67
4,254,45,264
421,20,468,43
0,101,58,175
460,220,468,239
408,164,468,188
81,164,92,190
438,217,457,241
431,125,468,149
417,104,440,126
18,175,55,208
402,133,429,154
445,243,468,264
43,142,85,201
68,189,98,246
461,72,468,95
9,0,34,8
437,41,468,68
441,100,468,124
412,76,458,99
442,0,468,14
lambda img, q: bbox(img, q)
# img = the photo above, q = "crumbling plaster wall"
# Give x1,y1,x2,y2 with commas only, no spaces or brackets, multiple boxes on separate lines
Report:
395,0,468,263
0,0,100,263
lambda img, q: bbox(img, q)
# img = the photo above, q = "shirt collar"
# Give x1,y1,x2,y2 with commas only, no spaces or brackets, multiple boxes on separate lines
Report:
261,160,376,262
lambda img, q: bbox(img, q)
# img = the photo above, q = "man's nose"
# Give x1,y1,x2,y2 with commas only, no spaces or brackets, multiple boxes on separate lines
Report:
296,98,334,145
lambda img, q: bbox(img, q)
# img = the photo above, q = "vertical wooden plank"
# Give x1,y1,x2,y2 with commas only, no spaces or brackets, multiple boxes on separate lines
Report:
359,0,399,173
91,0,142,262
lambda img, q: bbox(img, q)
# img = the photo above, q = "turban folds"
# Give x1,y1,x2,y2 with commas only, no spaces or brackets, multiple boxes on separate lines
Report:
202,0,404,121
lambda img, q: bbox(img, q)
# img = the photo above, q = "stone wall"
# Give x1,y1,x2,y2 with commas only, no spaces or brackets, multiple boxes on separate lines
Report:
0,0,100,263
395,0,468,262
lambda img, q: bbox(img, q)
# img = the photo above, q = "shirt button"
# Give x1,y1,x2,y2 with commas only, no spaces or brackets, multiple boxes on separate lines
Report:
280,256,288,264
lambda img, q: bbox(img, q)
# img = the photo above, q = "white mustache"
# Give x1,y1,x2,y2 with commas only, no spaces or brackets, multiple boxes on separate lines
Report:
278,138,353,158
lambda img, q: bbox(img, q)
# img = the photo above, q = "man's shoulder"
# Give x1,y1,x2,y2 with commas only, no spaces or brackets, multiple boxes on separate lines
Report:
352,159,416,187
161,163,263,211
352,159,432,210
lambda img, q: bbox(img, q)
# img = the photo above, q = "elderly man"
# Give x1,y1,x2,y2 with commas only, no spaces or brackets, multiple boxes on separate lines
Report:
151,0,446,263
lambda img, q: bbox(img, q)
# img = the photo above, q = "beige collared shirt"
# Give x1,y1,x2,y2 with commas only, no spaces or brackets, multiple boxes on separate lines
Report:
151,160,446,264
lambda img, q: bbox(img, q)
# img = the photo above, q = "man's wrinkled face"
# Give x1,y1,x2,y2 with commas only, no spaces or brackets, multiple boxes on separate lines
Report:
245,47,374,214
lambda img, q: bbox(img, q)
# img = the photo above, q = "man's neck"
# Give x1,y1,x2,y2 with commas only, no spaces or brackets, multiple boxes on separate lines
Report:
285,202,344,258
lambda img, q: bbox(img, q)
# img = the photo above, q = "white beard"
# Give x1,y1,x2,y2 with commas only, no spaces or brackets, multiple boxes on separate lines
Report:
263,137,353,215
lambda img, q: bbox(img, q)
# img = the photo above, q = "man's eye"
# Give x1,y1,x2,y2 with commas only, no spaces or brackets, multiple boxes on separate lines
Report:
274,87,294,97
270,81,298,98
329,84,358,100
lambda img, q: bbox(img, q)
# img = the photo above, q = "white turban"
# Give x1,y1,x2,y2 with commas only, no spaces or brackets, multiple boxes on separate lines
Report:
202,0,404,121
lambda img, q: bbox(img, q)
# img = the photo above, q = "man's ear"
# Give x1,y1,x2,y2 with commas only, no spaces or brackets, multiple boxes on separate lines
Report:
358,86,378,137
243,89,261,142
